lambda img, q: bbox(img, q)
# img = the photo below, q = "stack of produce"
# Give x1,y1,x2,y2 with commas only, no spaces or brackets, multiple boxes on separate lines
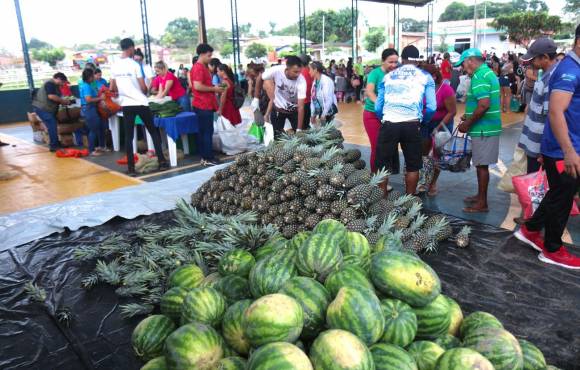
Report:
129,219,557,370
150,101,182,118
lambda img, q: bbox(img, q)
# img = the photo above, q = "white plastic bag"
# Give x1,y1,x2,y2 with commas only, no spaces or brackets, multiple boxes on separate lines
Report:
212,116,235,152
264,122,275,146
219,130,248,155
456,75,471,102
433,124,452,150
498,147,527,193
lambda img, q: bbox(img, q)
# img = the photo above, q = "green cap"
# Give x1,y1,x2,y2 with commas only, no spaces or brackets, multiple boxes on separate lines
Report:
454,48,483,67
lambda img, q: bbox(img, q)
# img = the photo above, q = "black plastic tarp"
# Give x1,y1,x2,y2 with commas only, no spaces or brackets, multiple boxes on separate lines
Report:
0,211,579,370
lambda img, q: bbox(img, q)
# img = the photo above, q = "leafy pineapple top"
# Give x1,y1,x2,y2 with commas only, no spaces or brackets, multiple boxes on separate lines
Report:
377,213,398,235
369,168,390,187
458,225,472,236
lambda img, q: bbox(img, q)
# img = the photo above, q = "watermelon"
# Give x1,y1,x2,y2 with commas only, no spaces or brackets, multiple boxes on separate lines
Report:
181,287,226,327
289,231,312,249
309,329,374,370
218,249,256,277
459,311,504,339
164,322,225,370
369,343,417,370
160,287,189,322
279,276,331,340
343,231,371,259
255,236,288,261
200,272,222,288
217,356,247,370
221,300,252,356
141,356,167,370
341,254,370,272
519,339,546,370
444,296,463,336
215,275,251,303
433,334,461,350
243,293,304,347
370,251,441,307
324,264,374,297
167,264,204,290
413,294,451,339
326,286,385,346
407,341,445,370
463,327,524,370
380,298,417,347
314,219,348,240
249,248,297,298
132,315,176,361
374,233,403,253
296,233,343,282
247,342,313,370
434,348,495,370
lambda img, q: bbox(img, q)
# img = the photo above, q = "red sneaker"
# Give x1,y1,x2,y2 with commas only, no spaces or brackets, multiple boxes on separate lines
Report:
538,247,580,270
514,225,545,253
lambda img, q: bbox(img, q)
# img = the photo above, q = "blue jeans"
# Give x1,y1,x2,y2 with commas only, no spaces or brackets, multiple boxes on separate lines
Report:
177,94,191,112
33,107,58,150
193,107,215,160
82,104,106,153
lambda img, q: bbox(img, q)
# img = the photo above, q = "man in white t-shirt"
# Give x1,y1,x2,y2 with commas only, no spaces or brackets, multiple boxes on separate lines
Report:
110,38,168,176
260,56,307,138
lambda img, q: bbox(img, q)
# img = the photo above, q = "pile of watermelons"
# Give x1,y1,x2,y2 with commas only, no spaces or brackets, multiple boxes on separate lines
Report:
131,219,558,370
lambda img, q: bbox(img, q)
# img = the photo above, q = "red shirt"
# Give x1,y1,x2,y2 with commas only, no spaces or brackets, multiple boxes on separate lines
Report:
151,71,186,101
301,68,313,103
190,62,218,111
441,59,452,80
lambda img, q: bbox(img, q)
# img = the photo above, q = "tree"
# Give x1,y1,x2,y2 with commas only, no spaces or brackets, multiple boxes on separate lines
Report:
438,0,549,22
400,18,427,32
276,23,299,36
269,21,277,34
305,8,354,44
31,48,65,67
245,43,268,59
75,43,97,50
207,28,230,50
239,23,252,37
491,12,562,48
160,18,199,49
438,1,470,22
28,38,52,49
221,43,234,58
564,0,580,17
364,27,386,52
438,31,450,53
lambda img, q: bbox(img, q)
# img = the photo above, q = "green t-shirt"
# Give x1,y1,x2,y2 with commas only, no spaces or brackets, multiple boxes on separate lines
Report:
364,67,385,113
466,63,502,137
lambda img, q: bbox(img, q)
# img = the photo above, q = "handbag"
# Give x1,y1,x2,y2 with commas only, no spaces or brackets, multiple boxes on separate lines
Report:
438,128,472,172
248,122,265,143
97,86,121,119
498,147,527,193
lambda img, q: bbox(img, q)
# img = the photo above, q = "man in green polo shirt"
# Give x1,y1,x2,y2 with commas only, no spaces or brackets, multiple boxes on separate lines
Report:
457,48,502,213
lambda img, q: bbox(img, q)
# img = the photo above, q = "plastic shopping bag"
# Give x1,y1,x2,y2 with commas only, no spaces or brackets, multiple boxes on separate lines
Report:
264,122,275,146
219,130,248,155
248,122,265,143
433,123,452,151
498,147,527,193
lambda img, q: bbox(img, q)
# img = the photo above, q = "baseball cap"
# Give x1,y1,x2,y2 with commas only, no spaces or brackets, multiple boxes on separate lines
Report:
521,38,557,61
454,48,483,67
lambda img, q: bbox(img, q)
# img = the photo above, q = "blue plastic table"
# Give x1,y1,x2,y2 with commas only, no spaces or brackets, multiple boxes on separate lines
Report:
153,112,199,167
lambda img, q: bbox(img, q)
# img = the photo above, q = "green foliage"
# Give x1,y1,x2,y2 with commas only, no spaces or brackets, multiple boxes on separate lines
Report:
554,22,576,40
74,43,97,51
275,8,355,44
564,0,580,16
207,28,230,51
31,48,66,67
24,282,47,302
491,12,562,48
221,43,234,58
245,43,268,59
276,23,300,37
160,17,199,49
401,18,427,32
28,38,52,49
239,23,253,37
439,0,549,22
269,21,277,34
364,27,386,53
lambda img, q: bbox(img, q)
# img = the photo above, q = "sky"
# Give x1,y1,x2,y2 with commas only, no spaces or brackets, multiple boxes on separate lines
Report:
0,0,569,54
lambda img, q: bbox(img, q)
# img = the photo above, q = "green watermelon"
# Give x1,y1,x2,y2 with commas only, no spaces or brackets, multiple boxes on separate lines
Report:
324,264,374,297
243,293,304,347
314,219,348,239
218,249,256,277
407,341,445,370
249,248,297,298
374,233,403,253
289,231,312,249
433,334,461,350
343,231,371,259
200,272,222,288
434,348,495,370
463,327,524,370
370,251,441,307
380,298,417,347
279,276,331,340
296,233,343,282
140,356,167,370
164,322,225,370
181,287,226,327
445,296,463,337
255,236,288,261
215,275,251,303
519,339,546,370
167,264,204,290
160,287,189,322
326,286,385,346
341,254,370,272
369,343,417,370
222,300,252,356
217,356,248,370
413,294,451,339
247,342,313,370
309,329,374,370
132,314,176,361
459,311,504,339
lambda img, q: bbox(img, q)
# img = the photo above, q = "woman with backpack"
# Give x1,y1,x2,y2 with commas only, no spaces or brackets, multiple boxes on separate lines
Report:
217,64,241,125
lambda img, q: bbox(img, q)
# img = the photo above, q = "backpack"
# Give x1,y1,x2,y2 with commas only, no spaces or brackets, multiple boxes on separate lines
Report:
233,83,246,109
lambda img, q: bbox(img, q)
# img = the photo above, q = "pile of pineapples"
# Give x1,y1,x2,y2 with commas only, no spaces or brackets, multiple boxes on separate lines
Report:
191,125,469,252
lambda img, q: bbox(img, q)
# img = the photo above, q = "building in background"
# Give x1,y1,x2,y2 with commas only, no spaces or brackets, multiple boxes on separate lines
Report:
433,18,513,55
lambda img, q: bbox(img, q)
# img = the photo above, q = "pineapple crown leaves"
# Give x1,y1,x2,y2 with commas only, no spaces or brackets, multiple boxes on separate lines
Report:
406,202,422,218
331,163,344,173
458,225,472,236
378,213,398,234
95,259,123,286
321,146,341,162
280,135,301,149
426,218,449,237
369,168,390,187
365,215,379,232
393,194,415,207
120,303,154,318
24,281,47,303
423,240,439,254
409,214,428,231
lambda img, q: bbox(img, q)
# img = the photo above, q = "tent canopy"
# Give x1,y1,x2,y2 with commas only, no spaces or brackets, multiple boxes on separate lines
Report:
361,0,432,7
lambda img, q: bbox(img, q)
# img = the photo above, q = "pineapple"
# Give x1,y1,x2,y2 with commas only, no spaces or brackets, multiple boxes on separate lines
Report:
281,159,297,173
340,162,357,178
282,224,300,238
316,201,331,215
368,187,383,204
366,232,380,245
456,226,471,248
368,199,390,217
343,148,362,163
386,190,402,203
290,170,309,185
304,195,318,211
305,214,321,229
288,199,301,212
331,199,349,216
283,213,298,224
325,153,345,169
340,207,359,224
346,219,367,233
405,218,447,254
297,208,310,223
401,214,427,242
389,194,415,217
300,178,318,196
266,192,280,205
281,185,299,201
344,170,372,189
346,169,389,206
268,205,279,217
265,169,279,183
317,184,337,201
423,214,446,230
353,159,366,170
402,195,423,210
394,202,422,230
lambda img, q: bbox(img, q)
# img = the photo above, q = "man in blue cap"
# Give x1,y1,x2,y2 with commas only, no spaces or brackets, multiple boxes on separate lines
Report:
456,48,502,213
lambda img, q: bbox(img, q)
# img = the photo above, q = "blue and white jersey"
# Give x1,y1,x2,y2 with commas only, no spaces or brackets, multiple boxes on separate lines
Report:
375,64,436,123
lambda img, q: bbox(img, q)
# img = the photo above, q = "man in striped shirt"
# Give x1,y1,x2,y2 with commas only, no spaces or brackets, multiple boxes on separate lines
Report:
456,48,502,213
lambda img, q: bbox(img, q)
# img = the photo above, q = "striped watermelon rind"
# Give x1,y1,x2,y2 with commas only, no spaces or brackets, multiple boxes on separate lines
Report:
181,287,227,327
324,264,374,297
309,329,374,370
374,233,403,253
519,339,547,370
379,298,418,348
407,341,445,370
433,334,461,350
247,342,313,370
243,293,304,347
341,254,371,272
343,231,371,260
413,294,451,339
221,299,252,356
313,219,347,239
140,356,167,370
132,314,176,361
217,356,248,370
255,236,288,261
444,296,463,337
369,343,417,370
326,286,385,346
434,348,495,370
289,231,312,250
279,276,331,340
463,327,524,370
370,251,441,307
200,272,222,288
296,233,343,282
160,287,189,322
218,249,256,278
164,322,225,370
459,311,504,339
249,248,297,298
167,264,204,290
214,275,252,304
